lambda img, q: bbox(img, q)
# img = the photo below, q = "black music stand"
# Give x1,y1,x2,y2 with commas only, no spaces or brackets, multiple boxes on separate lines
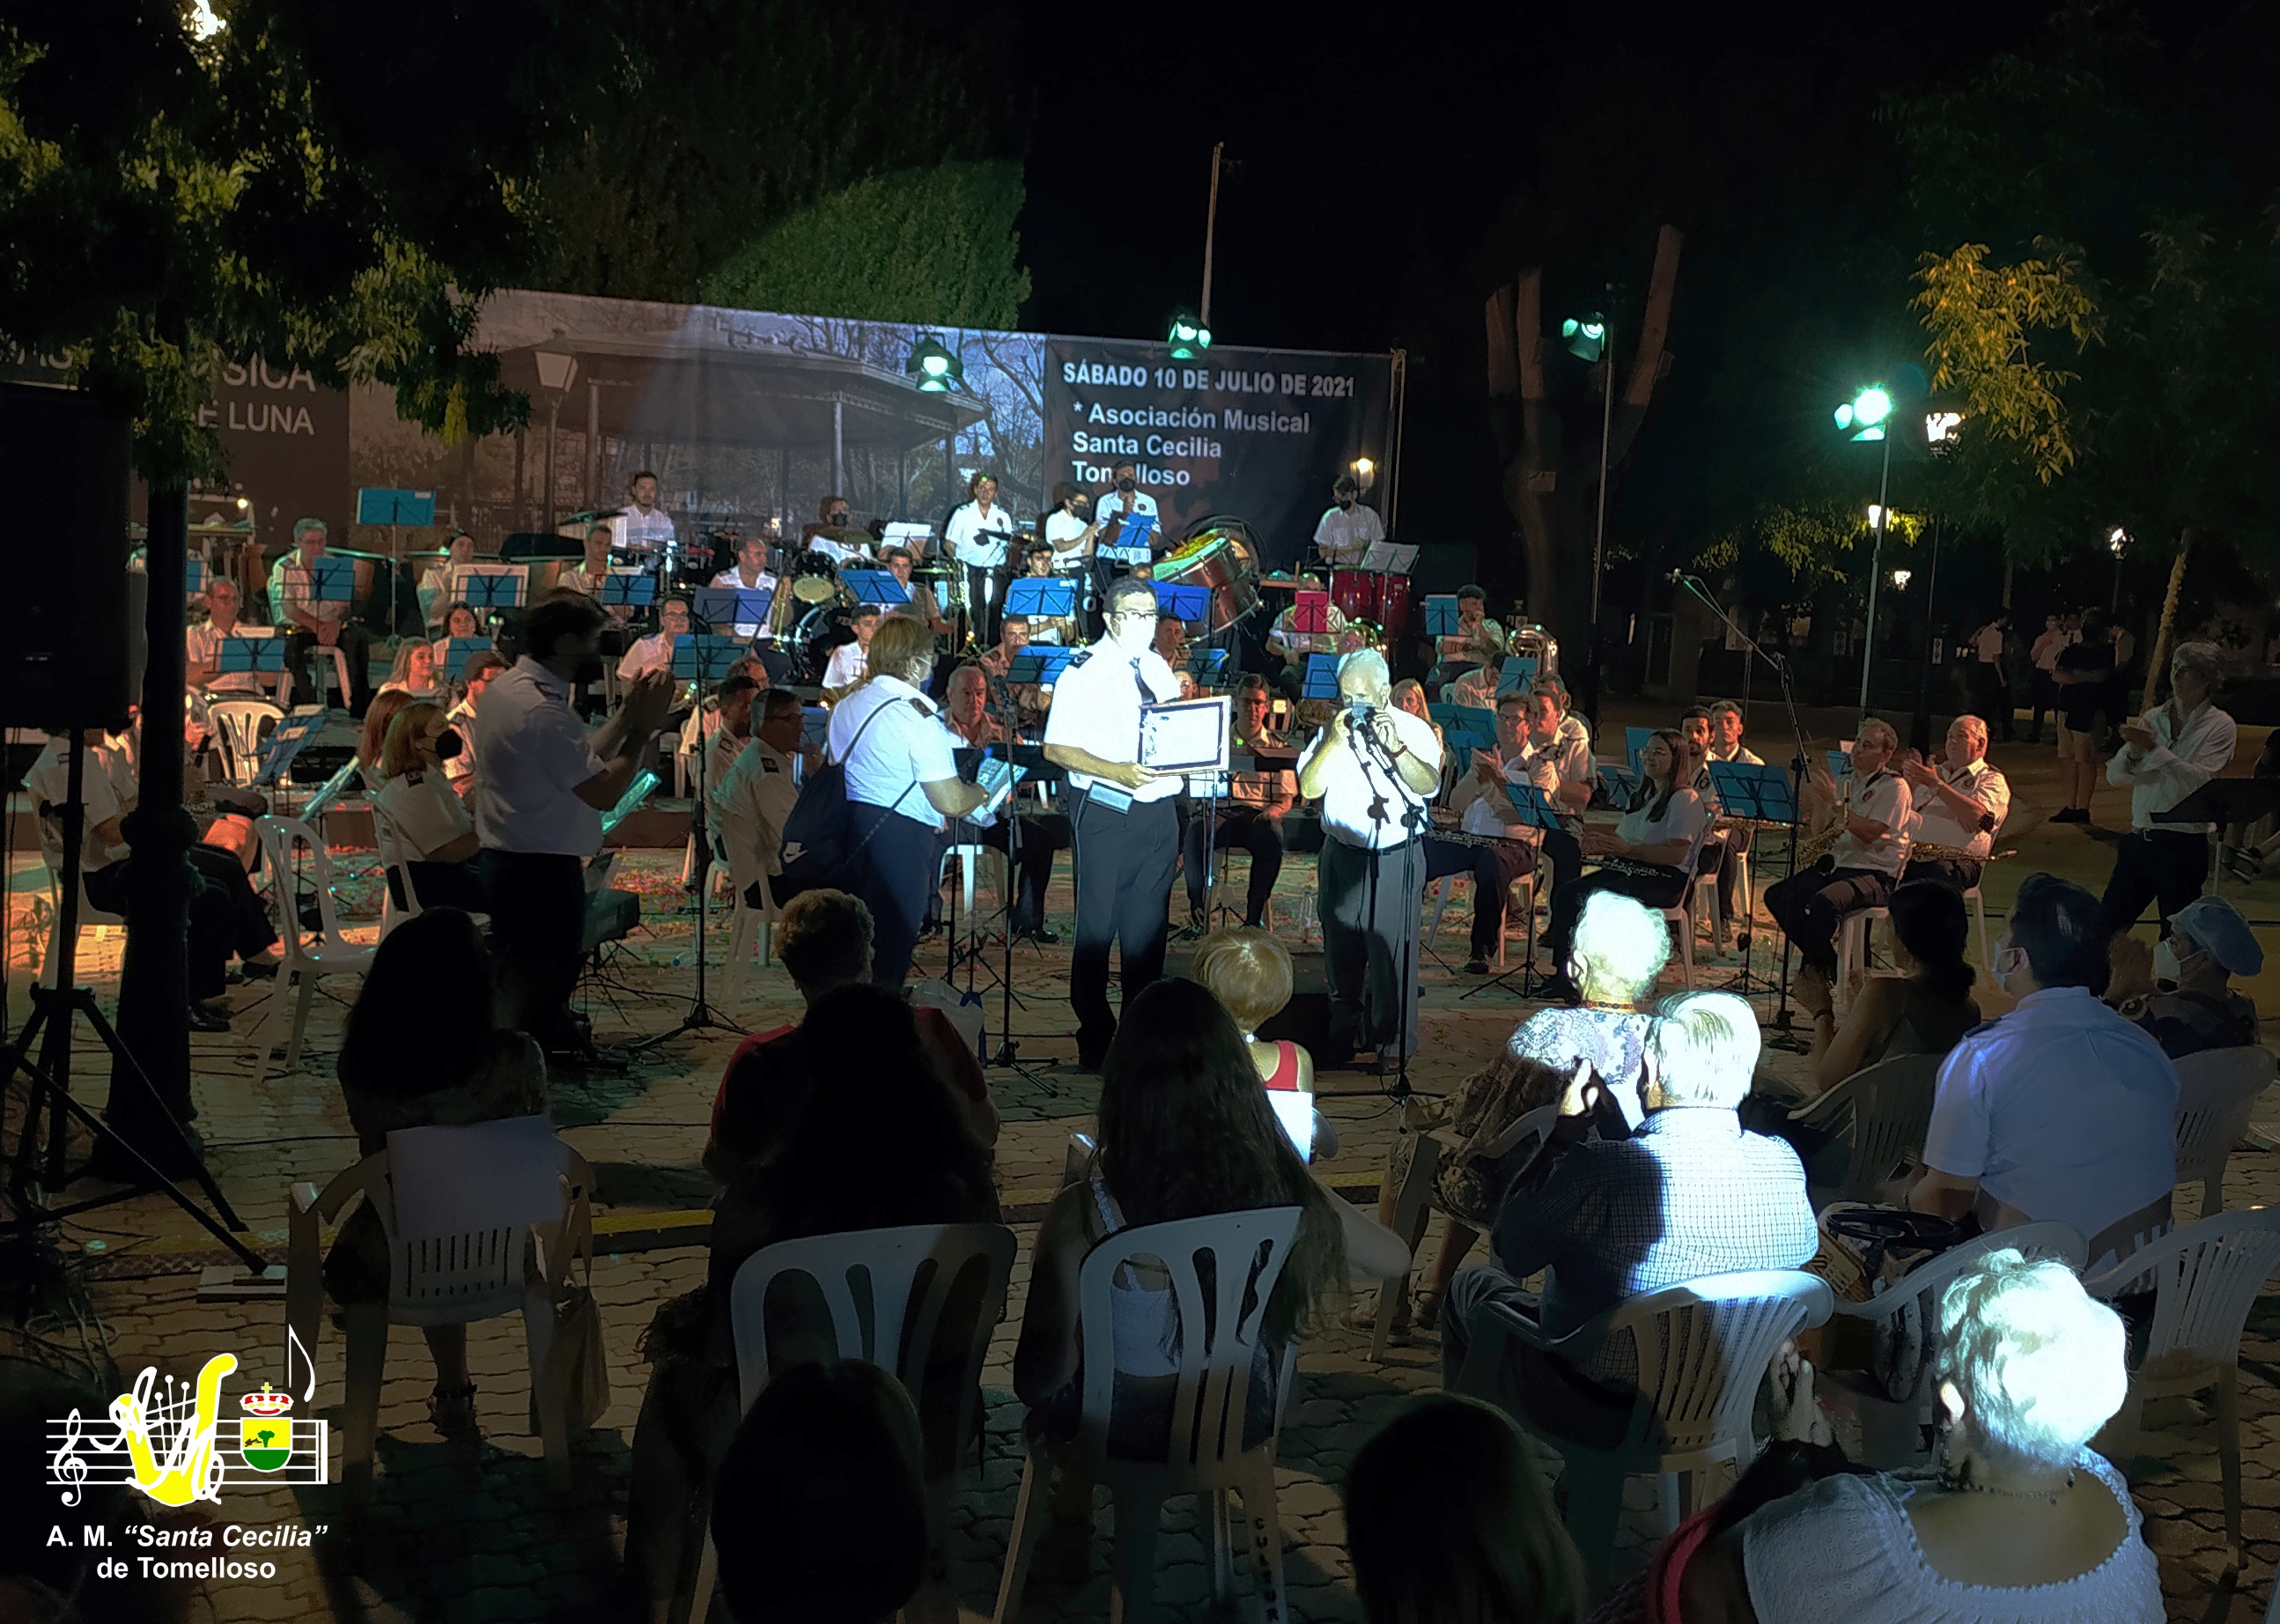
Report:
694,587,774,636
2155,779,2280,897
1707,760,1800,994
1458,780,1567,1002
442,636,491,684
460,569,526,616
600,571,657,610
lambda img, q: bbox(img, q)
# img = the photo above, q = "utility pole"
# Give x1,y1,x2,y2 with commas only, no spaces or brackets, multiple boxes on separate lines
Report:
1199,142,1224,328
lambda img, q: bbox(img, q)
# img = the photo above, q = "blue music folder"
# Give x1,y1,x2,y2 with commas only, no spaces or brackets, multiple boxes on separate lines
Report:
461,570,524,610
1423,594,1461,637
218,634,286,673
356,487,437,527
1006,576,1077,618
1626,725,1657,774
1005,646,1081,686
1153,581,1209,623
186,557,205,594
1186,647,1229,682
310,556,357,603
669,635,747,681
1496,657,1539,694
1111,512,1156,552
801,705,830,749
442,636,491,681
842,569,910,605
601,569,656,608
1302,653,1340,699
695,587,773,628
1827,749,1855,781
1708,759,1798,824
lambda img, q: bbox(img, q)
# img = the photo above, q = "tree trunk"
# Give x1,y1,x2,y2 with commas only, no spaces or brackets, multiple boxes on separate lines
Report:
2143,524,2195,709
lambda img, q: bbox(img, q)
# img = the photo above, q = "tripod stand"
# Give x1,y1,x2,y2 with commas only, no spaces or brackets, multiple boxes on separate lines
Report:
2,732,264,1276
631,650,746,1051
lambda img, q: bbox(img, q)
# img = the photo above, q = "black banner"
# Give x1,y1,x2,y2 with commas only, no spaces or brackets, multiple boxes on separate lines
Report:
1043,340,1394,572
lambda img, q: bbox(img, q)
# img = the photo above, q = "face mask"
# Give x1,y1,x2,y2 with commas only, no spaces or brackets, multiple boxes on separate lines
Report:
2153,940,2183,983
1117,476,1135,493
1338,497,1354,509
433,728,463,761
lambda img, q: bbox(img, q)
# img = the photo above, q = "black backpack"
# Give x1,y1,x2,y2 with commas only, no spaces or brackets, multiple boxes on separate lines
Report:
770,696,909,905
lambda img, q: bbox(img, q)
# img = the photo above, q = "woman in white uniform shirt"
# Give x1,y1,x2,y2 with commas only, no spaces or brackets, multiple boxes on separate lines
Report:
943,470,1015,644
1541,728,1706,994
826,615,988,986
369,702,487,914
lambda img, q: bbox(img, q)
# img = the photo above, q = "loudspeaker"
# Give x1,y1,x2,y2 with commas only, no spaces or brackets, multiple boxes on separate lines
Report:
0,383,134,730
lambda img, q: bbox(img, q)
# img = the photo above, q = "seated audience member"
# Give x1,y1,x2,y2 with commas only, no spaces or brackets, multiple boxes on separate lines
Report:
1421,689,1549,976
821,603,878,696
1014,978,1407,1568
1448,651,1503,712
1441,992,1816,1440
1181,674,1290,934
1804,879,1980,1087
1907,872,2178,1273
702,890,996,1185
715,690,804,913
632,984,999,1622
1684,1251,2161,1623
1192,925,1335,1158
430,602,481,665
357,689,413,779
185,574,267,694
377,637,439,698
1346,1394,1588,1624
1542,730,1706,996
323,908,547,1438
709,1361,929,1624
2106,892,2262,1058
1357,890,1668,1336
443,651,508,799
617,594,690,683
369,702,486,914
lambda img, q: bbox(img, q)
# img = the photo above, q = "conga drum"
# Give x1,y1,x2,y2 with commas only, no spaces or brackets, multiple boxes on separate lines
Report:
1330,569,1381,623
1376,574,1414,640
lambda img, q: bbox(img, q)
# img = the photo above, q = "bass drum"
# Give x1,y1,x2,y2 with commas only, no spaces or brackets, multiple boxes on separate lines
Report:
1157,532,1261,632
791,602,852,684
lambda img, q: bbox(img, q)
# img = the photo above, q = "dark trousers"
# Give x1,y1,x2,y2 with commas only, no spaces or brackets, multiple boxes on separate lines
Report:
284,624,373,716
387,859,491,915
1069,792,1180,1059
1764,863,1894,976
184,842,277,962
940,812,1070,934
84,856,240,1002
1420,834,1538,958
1545,861,1691,972
2029,672,2060,742
1319,835,1425,1060
479,849,587,1049
1900,856,1982,892
850,802,943,988
1973,662,2013,738
963,564,1005,646
1183,808,1285,926
2099,828,2210,937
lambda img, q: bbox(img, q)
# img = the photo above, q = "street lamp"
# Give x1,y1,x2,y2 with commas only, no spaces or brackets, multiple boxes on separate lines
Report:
2108,526,2129,610
905,336,963,392
1351,456,1376,494
1892,568,1912,591
1571,303,1615,736
1168,314,1212,360
1838,385,1900,719
535,351,577,533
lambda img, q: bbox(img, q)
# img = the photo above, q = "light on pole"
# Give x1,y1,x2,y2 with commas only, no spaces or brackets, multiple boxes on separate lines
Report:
1567,306,1614,734
1836,385,1898,719
1891,568,1912,591
1351,456,1376,494
2108,526,2129,610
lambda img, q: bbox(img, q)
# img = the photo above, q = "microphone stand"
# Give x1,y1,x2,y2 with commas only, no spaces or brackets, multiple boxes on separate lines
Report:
631,653,745,1051
1671,573,1813,1051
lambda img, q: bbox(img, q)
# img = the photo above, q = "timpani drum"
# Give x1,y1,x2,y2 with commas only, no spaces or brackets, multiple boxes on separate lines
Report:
1157,535,1259,632
1376,572,1414,640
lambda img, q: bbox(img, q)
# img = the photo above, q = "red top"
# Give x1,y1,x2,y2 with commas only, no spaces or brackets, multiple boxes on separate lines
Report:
1261,1039,1302,1091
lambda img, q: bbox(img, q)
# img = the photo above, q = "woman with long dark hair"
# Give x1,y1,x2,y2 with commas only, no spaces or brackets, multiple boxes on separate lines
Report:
1541,729,1706,1000
1809,879,1980,1086
1013,978,1406,1573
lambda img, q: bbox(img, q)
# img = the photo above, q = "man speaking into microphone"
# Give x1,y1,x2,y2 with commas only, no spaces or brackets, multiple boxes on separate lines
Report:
1298,649,1443,1065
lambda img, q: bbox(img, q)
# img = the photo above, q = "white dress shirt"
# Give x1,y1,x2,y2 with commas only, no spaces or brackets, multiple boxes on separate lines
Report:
707,566,779,640
616,631,676,683
1312,502,1386,567
1907,757,2010,859
823,640,868,690
612,505,675,556
1615,786,1708,853
1302,705,1444,849
1922,984,2177,1273
26,736,130,869
1041,639,1184,803
715,737,800,908
442,695,478,791
185,621,265,694
1708,742,1765,767
2107,697,2238,834
943,501,1015,569
473,657,607,855
268,550,349,627
1043,509,1095,569
1834,767,1911,876
1095,490,1160,548
1457,745,1553,841
828,676,959,831
1511,722,1595,826
372,767,474,869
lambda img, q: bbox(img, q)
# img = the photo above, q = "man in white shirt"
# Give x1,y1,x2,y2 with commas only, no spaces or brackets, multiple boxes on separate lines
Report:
1705,698,1765,935
1312,474,1386,568
707,533,778,642
821,605,878,696
184,576,267,696
1428,584,1509,686
2100,639,2238,937
1265,574,1349,697
1299,648,1444,1064
1042,482,1099,571
715,689,805,912
267,517,373,714
1448,653,1504,712
476,591,674,1048
1707,699,1762,768
617,595,690,684
610,469,675,559
1421,690,1548,975
1900,714,2011,890
1043,574,1185,1069
1911,872,2178,1273
1765,716,1911,1025
1179,674,1292,936
943,472,1015,644
1095,458,1160,554
1970,614,2014,741
879,545,947,639
1512,683,1595,906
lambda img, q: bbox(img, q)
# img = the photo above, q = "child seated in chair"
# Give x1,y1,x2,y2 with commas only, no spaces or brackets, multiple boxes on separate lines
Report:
1192,925,1335,1160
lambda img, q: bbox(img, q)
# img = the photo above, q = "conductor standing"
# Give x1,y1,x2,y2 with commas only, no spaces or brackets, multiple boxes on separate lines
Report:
1044,575,1184,1069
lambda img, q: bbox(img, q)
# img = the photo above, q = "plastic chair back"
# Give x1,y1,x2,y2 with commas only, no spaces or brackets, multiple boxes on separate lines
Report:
380,1114,586,1326
1605,1270,1833,1462
1794,1052,1941,1207
2089,1206,2280,1379
255,815,352,962
2173,1047,2276,1219
209,698,284,787
1472,1102,1561,1170
728,1222,1017,1421
1072,1207,1302,1480
1836,1221,2086,1325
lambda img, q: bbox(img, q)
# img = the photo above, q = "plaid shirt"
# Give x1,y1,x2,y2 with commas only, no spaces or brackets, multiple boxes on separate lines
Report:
1489,1107,1816,1383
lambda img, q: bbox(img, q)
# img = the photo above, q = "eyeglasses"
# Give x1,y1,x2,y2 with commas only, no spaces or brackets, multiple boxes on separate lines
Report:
1110,609,1155,624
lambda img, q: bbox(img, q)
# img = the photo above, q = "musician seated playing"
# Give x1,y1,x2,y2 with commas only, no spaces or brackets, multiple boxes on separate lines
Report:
1898,714,2011,891
1151,610,1187,669
1015,541,1085,644
940,663,1068,942
821,604,878,698
1764,716,1911,1026
1541,728,1707,1001
976,613,1047,735
617,594,690,684
184,575,271,697
1180,675,1292,936
377,638,440,698
417,530,475,628
443,652,507,802
878,544,947,639
1427,583,1507,686
564,523,636,626
369,702,486,916
269,516,373,715
1421,690,1547,975
1265,573,1347,697
1446,652,1503,712
429,602,482,667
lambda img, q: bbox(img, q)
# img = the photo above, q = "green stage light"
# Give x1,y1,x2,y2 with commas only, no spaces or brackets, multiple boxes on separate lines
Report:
1562,315,1606,362
905,336,963,393
1168,314,1212,360
1835,385,1893,442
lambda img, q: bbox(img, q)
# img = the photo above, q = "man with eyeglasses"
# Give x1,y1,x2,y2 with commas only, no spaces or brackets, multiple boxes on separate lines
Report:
1043,575,1184,1070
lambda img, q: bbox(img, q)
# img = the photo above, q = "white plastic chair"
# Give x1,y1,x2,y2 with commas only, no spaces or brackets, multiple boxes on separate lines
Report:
2173,1046,2277,1220
1657,815,1722,989
2085,1206,2280,1558
208,698,284,788
681,1222,1020,1624
284,1115,593,1491
994,1207,1305,1624
1817,1221,2085,1468
1456,1270,1834,1576
719,898,774,1004
249,815,380,1076
940,841,1007,922
1370,1104,1559,1364
1786,1052,1942,1209
38,860,126,987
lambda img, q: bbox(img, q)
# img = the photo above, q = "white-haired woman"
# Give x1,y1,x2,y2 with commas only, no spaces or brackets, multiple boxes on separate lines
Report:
1683,1250,2160,1622
1352,890,1670,1335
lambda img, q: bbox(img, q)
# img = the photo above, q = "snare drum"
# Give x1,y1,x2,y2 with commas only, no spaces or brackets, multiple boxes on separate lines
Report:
1330,569,1381,623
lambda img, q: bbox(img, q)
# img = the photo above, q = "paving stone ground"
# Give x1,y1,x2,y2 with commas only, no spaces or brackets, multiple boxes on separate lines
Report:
11,704,2280,1621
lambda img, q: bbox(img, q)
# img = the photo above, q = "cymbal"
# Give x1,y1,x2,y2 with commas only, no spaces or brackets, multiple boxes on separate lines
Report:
793,576,837,604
